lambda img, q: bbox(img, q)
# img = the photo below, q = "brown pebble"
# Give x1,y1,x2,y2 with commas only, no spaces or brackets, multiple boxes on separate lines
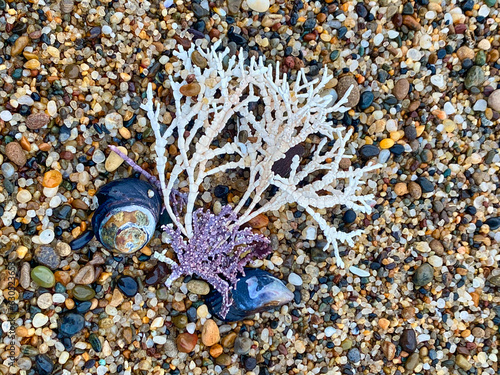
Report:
5,142,27,166
317,13,326,23
221,332,237,348
201,319,220,347
26,112,50,130
248,213,269,229
392,13,403,28
39,143,52,152
73,265,95,284
402,15,420,30
303,32,317,42
401,306,415,320
382,341,396,360
71,198,89,210
429,239,444,255
215,354,231,366
457,46,474,61
337,76,360,107
123,327,133,344
191,50,208,69
408,181,422,199
393,79,409,100
394,182,408,196
11,36,30,57
179,82,201,96
176,333,198,353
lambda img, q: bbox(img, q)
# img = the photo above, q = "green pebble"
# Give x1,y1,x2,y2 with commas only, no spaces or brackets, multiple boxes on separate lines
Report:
12,68,22,80
341,339,353,350
31,266,55,288
73,285,96,301
89,333,102,352
465,66,485,89
172,314,188,329
485,0,496,6
330,50,340,61
405,353,420,371
475,50,486,66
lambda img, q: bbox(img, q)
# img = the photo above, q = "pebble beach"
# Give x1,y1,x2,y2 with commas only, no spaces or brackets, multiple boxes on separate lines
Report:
1,0,500,374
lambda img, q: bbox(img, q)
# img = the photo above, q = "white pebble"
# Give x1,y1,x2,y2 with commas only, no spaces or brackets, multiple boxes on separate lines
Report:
305,226,317,240
32,313,49,328
325,327,336,337
473,99,487,112
39,229,55,244
288,272,303,286
1,163,15,178
102,25,113,35
388,30,399,39
0,110,13,121
153,335,167,345
418,334,431,343
53,293,66,303
247,0,270,12
378,149,391,164
428,255,443,267
430,75,445,89
47,100,57,117
443,102,455,115
186,323,196,334
373,33,384,46
18,95,35,106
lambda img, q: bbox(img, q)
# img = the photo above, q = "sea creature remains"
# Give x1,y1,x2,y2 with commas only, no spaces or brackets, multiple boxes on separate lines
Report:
118,41,380,317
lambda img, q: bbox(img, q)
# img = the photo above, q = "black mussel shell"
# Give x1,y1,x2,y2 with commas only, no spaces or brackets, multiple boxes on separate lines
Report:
205,268,293,322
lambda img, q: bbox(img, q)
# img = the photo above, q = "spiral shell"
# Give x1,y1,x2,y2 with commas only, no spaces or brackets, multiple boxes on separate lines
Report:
91,178,161,254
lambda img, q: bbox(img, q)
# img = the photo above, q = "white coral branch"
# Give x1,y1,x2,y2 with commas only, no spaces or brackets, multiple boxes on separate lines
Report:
146,42,382,268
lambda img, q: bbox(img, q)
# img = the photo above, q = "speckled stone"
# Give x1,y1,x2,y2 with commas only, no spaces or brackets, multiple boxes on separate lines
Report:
337,76,360,107
413,263,434,286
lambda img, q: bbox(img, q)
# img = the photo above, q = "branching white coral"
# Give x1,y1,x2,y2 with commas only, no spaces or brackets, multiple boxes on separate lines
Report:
143,40,381,268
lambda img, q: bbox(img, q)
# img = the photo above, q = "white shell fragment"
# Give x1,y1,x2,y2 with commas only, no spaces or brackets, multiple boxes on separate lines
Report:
349,266,370,278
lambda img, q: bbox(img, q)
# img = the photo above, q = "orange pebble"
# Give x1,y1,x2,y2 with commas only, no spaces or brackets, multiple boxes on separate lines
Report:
39,143,52,152
42,170,63,188
209,344,223,358
20,136,31,151
378,318,390,330
380,138,395,149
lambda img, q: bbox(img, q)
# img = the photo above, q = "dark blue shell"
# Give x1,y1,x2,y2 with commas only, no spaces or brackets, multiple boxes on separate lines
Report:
91,178,162,254
205,268,293,322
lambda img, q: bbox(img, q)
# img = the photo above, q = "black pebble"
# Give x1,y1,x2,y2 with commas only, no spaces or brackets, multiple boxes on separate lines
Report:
389,144,405,156
343,209,357,224
399,328,417,353
359,144,380,159
485,217,500,230
244,357,257,370
416,177,434,193
35,354,54,375
59,313,85,337
69,230,95,250
214,185,229,198
465,206,477,215
117,276,138,297
358,91,374,111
